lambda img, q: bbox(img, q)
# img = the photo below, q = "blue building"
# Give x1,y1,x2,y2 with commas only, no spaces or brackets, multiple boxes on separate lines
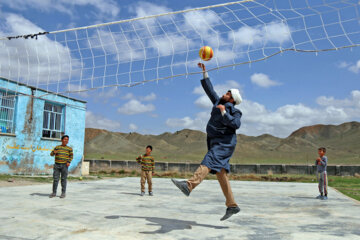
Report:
0,77,86,174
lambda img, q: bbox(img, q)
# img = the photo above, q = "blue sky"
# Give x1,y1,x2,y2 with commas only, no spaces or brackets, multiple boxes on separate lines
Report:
0,0,359,137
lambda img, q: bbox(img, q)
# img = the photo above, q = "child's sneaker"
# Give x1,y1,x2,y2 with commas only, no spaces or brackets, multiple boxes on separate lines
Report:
322,196,328,200
49,193,56,198
149,192,153,196
316,195,323,199
140,192,145,196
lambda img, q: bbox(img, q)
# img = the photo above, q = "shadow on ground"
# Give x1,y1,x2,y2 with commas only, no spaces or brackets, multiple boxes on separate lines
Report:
119,192,141,196
104,215,228,234
289,196,317,199
30,193,49,197
0,235,33,240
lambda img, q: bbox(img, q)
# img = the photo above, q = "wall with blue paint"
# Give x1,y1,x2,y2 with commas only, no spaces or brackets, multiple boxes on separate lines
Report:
0,78,86,175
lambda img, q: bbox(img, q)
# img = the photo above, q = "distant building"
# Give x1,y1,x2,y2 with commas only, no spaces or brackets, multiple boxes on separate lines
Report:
0,77,86,174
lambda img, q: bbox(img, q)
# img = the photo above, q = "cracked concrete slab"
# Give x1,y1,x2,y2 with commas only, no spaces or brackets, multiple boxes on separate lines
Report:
0,177,359,240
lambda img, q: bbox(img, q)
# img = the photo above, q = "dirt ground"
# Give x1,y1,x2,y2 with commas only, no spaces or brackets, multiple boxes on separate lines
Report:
0,178,47,187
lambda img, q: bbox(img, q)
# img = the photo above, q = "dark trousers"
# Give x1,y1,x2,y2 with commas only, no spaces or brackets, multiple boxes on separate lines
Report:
52,163,68,194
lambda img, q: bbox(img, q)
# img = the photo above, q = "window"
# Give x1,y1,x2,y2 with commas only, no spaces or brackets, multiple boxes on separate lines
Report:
0,91,16,134
42,102,64,139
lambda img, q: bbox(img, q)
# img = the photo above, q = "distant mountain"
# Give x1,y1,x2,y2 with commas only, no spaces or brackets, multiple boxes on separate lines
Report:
84,122,360,165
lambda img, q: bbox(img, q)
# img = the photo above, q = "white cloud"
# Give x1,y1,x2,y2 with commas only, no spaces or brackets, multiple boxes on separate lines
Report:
166,117,196,129
264,21,292,44
231,26,262,46
194,95,213,109
130,2,171,23
238,99,356,137
348,60,360,74
142,92,157,101
86,111,120,130
121,92,156,101
92,87,120,103
148,35,190,57
250,73,280,88
215,49,237,65
316,90,360,109
2,0,120,19
122,93,135,100
338,60,360,74
0,14,81,86
166,90,360,137
230,21,291,47
98,87,119,98
166,112,207,131
337,61,351,69
129,123,138,131
117,99,155,115
183,10,221,36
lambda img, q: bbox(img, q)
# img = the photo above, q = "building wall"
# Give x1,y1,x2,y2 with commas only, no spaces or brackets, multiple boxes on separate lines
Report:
0,79,86,174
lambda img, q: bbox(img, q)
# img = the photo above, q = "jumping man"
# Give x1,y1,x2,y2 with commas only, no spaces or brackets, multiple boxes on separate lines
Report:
171,63,242,221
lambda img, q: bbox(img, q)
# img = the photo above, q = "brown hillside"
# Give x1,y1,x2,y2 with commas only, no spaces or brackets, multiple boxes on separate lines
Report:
84,122,360,165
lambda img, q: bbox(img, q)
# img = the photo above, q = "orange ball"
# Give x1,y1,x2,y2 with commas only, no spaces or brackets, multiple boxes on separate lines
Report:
199,46,213,61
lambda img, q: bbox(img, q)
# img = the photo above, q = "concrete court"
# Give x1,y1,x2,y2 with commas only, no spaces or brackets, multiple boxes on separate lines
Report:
0,177,359,240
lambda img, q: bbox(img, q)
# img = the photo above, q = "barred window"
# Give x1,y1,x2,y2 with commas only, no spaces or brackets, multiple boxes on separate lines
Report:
0,91,16,134
42,102,64,139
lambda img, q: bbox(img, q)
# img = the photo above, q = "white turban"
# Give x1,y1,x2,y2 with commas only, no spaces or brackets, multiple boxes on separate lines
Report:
229,89,242,105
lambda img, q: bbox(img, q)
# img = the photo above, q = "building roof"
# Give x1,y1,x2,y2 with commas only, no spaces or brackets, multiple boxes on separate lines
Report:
0,77,87,104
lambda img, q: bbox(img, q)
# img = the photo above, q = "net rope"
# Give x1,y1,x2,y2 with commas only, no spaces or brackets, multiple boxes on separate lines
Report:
0,0,359,97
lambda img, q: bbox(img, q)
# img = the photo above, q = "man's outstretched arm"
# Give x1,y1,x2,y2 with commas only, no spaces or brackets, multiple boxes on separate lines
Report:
198,63,219,104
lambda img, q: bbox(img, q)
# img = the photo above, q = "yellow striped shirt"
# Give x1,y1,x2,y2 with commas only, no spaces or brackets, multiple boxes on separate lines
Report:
51,145,73,163
136,154,155,171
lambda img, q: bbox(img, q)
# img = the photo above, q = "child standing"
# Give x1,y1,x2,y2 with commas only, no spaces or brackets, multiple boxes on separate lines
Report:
136,145,155,196
315,147,328,200
49,135,73,199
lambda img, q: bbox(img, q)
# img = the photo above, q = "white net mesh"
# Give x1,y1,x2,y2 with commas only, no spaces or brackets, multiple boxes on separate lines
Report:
0,0,359,96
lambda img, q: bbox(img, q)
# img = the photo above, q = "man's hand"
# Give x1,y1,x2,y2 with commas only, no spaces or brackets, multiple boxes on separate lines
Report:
216,104,225,112
53,150,58,155
198,62,206,72
152,172,155,176
66,162,70,167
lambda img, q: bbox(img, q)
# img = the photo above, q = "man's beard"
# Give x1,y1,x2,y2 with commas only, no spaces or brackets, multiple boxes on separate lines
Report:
219,97,227,105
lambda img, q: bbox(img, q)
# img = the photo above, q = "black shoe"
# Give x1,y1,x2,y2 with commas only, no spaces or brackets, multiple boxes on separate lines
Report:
49,193,56,198
60,193,66,198
171,179,190,196
220,206,240,221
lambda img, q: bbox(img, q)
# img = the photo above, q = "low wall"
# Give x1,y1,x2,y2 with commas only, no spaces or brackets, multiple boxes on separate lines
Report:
84,160,360,176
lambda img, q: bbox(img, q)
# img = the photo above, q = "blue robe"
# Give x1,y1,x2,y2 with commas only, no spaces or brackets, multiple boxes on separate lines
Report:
200,77,242,174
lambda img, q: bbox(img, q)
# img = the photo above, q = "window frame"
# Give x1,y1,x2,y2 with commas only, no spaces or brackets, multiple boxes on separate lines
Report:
42,101,65,139
0,90,17,135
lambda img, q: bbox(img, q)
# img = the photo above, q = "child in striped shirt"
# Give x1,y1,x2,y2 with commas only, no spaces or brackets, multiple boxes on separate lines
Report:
316,147,328,200
49,135,73,199
136,145,155,196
